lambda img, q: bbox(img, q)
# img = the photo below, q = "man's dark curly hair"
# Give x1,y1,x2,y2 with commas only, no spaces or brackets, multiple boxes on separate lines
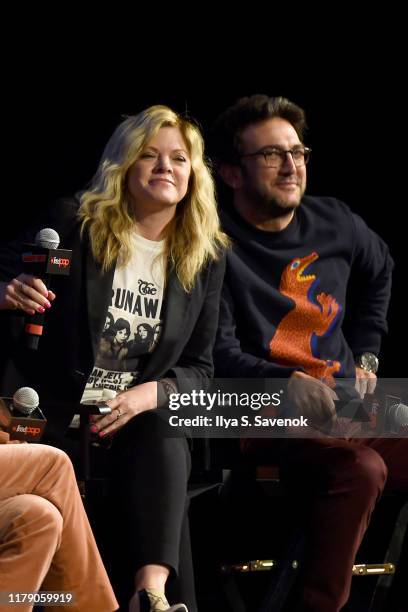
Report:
210,95,307,165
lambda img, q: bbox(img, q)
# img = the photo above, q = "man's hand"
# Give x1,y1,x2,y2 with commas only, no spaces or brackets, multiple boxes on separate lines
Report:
355,366,377,398
288,371,338,426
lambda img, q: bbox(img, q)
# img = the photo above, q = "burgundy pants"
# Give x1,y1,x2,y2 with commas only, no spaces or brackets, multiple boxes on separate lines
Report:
243,436,408,612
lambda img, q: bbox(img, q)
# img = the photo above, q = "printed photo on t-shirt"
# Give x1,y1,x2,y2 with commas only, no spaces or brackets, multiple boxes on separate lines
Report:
81,233,165,401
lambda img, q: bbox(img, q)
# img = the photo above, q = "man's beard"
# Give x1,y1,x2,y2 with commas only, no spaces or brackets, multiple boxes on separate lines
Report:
246,188,302,220
262,197,300,219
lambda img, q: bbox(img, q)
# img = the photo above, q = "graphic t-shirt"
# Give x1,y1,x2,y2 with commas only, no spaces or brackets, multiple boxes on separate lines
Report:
81,232,165,402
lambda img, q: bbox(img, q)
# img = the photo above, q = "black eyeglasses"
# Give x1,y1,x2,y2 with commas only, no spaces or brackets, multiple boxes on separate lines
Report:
240,146,312,168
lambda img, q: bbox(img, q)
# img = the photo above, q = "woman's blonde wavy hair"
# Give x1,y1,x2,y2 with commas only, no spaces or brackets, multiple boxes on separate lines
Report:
78,105,229,291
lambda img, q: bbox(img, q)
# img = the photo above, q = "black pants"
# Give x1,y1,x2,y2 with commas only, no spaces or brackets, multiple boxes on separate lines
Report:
110,409,196,610
48,409,197,611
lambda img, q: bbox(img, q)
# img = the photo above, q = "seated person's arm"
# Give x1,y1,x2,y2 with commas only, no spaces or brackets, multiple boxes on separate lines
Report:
215,284,337,424
214,282,299,379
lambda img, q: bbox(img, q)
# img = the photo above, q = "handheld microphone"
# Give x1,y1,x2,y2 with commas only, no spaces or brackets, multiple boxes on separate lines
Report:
35,227,60,250
79,388,116,416
371,397,408,438
361,395,408,435
22,228,72,350
79,390,116,454
12,386,41,415
382,400,408,435
0,387,47,441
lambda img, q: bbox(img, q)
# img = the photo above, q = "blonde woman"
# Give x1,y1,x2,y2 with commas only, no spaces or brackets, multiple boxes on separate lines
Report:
0,105,228,612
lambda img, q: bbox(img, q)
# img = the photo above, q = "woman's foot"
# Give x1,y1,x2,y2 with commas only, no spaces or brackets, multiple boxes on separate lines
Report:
129,588,188,612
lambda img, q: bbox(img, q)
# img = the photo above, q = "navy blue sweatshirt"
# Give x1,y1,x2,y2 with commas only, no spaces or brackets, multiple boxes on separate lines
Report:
214,196,393,381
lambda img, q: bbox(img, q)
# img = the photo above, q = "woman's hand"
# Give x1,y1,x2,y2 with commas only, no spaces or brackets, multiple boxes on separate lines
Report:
0,274,56,314
90,382,158,438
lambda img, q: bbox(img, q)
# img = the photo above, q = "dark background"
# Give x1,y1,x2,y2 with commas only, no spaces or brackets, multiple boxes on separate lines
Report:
1,45,406,376
1,30,405,610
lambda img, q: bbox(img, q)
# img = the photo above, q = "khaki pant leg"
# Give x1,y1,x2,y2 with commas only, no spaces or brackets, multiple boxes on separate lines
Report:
0,494,62,612
0,444,118,612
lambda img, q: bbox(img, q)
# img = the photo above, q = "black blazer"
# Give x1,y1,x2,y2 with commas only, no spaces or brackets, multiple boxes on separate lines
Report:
0,198,226,433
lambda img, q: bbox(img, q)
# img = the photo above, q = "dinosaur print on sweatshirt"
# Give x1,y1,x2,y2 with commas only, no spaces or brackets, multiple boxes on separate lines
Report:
269,252,341,382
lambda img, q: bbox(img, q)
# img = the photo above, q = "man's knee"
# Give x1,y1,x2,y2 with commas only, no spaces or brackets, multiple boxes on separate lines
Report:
284,441,388,502
344,445,388,497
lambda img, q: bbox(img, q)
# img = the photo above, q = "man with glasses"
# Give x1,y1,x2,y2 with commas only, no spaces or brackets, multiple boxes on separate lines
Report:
211,95,407,611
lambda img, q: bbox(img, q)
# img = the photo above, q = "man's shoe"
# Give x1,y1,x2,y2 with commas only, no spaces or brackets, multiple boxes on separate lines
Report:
129,588,188,612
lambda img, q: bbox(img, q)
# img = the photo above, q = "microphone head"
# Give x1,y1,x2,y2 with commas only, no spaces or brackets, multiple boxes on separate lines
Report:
12,387,40,415
393,403,408,427
387,402,408,434
35,228,60,249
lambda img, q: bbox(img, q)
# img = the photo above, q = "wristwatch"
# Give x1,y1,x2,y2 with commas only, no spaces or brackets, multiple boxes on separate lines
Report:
355,352,379,374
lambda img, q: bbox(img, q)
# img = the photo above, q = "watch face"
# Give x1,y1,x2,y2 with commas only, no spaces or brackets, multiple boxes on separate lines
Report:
361,353,378,373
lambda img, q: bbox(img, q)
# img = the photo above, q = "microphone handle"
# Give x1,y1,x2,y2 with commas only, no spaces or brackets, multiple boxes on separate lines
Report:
24,274,51,350
24,311,45,349
39,273,53,293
